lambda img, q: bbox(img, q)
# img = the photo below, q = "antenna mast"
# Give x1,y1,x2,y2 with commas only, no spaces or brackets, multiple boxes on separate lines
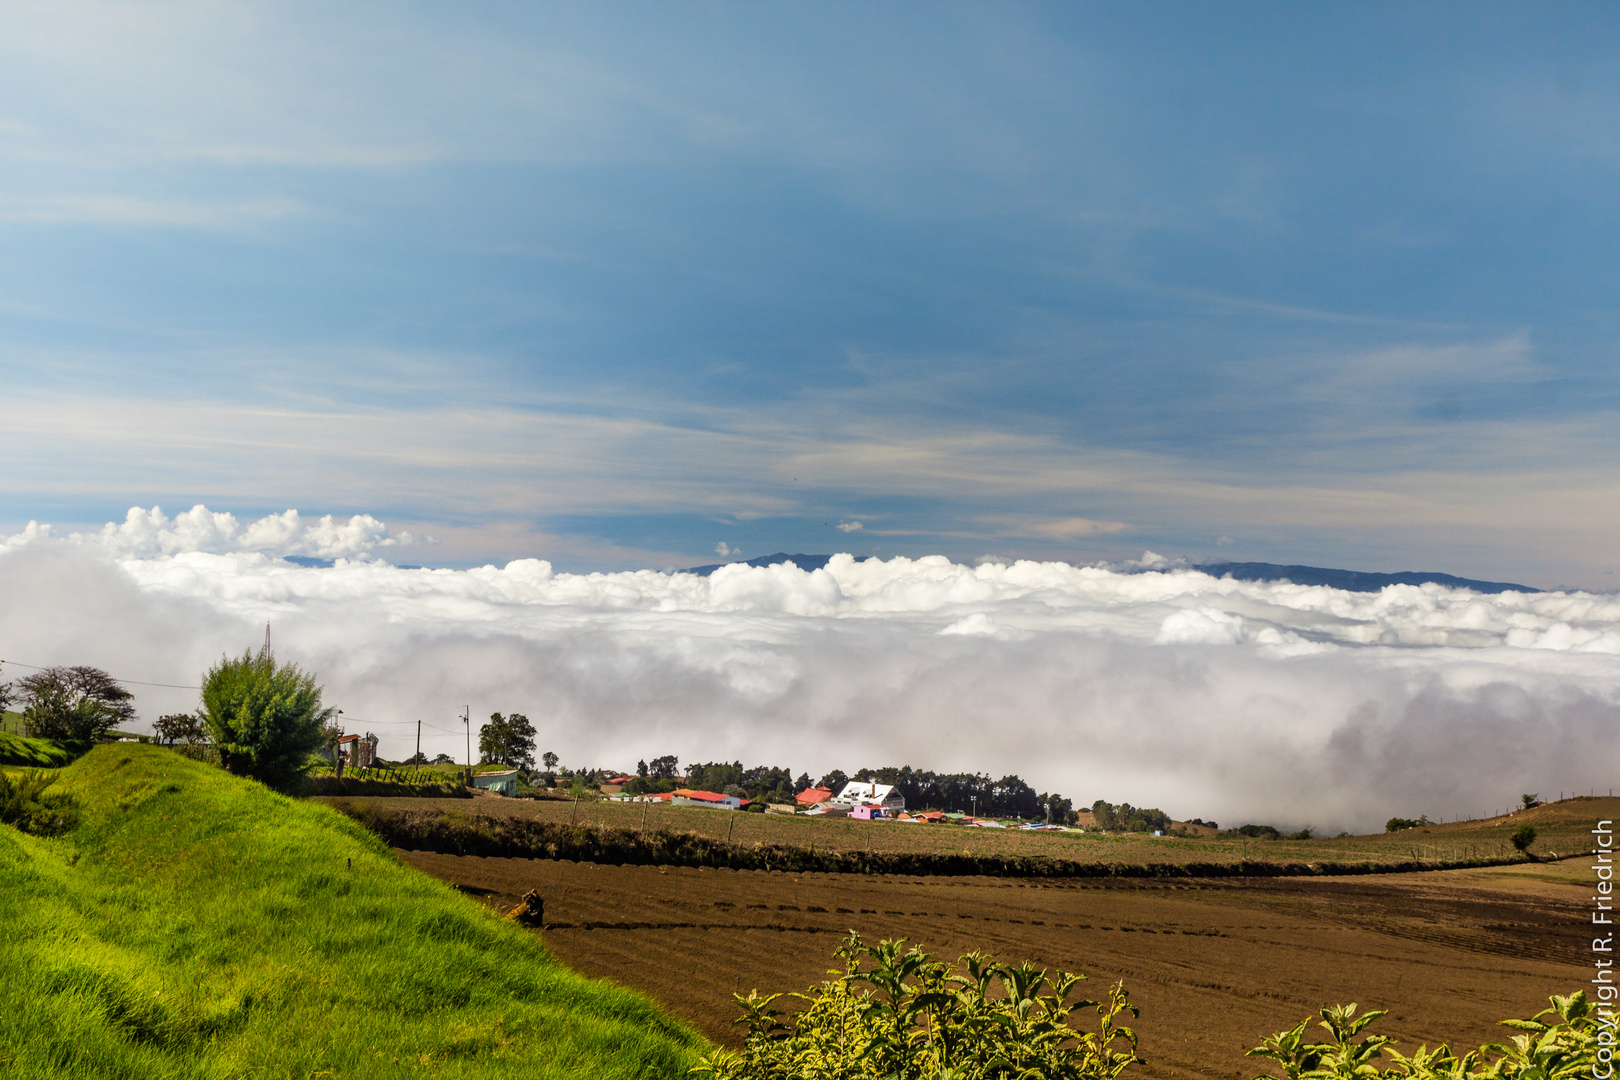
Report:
262,624,272,659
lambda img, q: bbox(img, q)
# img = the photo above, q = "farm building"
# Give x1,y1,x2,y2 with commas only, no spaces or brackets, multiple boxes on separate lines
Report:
832,780,905,812
796,786,833,806
332,732,379,772
851,804,894,820
671,788,742,810
472,769,520,796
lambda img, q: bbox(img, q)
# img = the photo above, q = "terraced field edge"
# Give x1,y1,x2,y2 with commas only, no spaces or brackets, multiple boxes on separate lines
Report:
331,802,1549,878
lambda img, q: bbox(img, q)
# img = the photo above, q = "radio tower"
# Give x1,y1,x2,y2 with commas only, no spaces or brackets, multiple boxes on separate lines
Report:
261,624,272,660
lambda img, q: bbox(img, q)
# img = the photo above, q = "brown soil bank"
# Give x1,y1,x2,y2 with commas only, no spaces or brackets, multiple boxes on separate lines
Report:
399,852,1595,1080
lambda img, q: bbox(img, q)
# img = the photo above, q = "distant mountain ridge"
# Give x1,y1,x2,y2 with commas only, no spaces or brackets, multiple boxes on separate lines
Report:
1193,561,1537,594
681,552,848,576
681,552,1538,594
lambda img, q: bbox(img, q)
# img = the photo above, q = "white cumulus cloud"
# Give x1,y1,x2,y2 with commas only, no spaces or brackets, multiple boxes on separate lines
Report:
2,509,1616,832
7,505,431,561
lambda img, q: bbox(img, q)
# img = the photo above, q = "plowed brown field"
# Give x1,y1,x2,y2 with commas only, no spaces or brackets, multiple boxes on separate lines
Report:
398,851,1597,1080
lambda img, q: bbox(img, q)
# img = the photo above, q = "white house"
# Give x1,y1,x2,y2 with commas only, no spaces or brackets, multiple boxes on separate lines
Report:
833,781,905,812
472,769,520,796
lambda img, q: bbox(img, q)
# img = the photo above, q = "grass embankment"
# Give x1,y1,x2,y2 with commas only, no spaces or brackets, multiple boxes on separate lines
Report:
331,800,1579,879
327,794,1614,877
0,745,705,1078
0,730,74,768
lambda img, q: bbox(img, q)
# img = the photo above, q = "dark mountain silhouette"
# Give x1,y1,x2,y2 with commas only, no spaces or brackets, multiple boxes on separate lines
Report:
680,552,1538,594
681,552,850,576
1196,561,1537,594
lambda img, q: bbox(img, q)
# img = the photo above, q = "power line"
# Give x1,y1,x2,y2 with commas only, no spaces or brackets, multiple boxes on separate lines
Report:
0,659,202,691
1,658,473,735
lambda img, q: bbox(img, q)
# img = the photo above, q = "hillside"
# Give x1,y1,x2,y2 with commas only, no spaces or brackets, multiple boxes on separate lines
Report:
1196,561,1537,593
0,745,705,1078
0,731,73,768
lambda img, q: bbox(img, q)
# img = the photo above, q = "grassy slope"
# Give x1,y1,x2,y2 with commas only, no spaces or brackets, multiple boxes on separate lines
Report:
0,745,705,1078
0,730,73,768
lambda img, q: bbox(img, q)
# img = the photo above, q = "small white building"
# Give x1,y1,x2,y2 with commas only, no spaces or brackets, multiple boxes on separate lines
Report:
832,781,905,812
473,769,520,796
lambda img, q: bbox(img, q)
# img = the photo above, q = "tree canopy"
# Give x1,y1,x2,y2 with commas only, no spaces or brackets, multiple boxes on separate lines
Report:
18,666,136,743
201,649,331,790
478,712,536,770
153,712,207,746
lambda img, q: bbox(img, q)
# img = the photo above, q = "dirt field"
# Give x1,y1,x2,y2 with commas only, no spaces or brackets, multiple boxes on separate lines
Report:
399,849,1598,1080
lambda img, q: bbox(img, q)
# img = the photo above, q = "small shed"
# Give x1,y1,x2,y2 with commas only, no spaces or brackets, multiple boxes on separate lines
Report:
851,804,892,820
473,769,520,796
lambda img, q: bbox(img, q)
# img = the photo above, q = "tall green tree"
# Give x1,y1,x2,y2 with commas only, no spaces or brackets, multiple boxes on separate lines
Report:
18,666,136,743
201,649,332,790
478,712,536,770
153,712,206,746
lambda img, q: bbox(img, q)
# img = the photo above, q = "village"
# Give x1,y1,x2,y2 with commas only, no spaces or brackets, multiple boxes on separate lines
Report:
598,776,1083,828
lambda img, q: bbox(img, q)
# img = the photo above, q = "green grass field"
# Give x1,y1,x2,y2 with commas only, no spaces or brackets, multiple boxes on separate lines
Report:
0,744,706,1078
0,730,74,768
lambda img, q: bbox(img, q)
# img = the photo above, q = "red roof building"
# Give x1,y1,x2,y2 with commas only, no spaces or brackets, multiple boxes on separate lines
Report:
796,786,833,806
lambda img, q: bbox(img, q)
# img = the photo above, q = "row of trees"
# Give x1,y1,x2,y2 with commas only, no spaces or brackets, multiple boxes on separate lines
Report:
0,650,331,790
618,756,1081,824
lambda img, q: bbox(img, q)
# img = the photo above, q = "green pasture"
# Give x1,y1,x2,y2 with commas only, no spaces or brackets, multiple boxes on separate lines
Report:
0,744,705,1078
0,730,73,768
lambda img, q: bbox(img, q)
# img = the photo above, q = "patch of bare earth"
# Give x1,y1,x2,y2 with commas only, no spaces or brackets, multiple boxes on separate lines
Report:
397,852,1592,1080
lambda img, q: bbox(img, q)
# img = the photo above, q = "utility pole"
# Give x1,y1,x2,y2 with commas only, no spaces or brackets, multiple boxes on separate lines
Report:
461,706,471,768
415,718,421,764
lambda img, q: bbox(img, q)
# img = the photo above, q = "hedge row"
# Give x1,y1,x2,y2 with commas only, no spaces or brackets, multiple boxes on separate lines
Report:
303,775,471,799
330,803,1534,879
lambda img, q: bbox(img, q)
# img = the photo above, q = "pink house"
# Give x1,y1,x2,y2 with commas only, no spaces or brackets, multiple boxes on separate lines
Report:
851,804,892,820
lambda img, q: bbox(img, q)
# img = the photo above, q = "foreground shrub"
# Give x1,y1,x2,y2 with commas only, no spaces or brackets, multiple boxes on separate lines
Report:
690,933,1142,1080
0,769,80,835
202,648,332,791
1246,992,1600,1080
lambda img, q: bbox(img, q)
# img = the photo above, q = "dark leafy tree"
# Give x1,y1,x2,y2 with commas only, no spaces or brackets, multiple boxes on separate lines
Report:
647,754,679,780
637,759,649,777
153,712,207,746
1040,792,1074,825
19,666,136,743
818,769,849,792
1512,824,1537,853
404,751,427,765
542,751,559,770
1091,800,1172,833
431,752,456,765
1521,793,1541,810
687,760,745,793
794,772,812,791
478,712,537,770
1384,815,1431,833
202,649,333,790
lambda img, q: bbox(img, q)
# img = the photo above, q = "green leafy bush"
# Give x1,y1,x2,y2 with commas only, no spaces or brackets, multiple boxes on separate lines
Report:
690,933,1142,1080
1385,816,1432,833
1246,992,1600,1080
202,649,333,791
0,769,80,835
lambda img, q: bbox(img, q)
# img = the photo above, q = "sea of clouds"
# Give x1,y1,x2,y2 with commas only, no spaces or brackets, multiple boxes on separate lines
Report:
2,506,1617,832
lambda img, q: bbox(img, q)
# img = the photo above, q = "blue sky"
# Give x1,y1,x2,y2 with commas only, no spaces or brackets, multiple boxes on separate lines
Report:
1,2,1617,585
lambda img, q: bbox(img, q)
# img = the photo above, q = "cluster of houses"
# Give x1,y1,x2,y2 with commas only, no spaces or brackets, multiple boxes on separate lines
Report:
602,777,1072,830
